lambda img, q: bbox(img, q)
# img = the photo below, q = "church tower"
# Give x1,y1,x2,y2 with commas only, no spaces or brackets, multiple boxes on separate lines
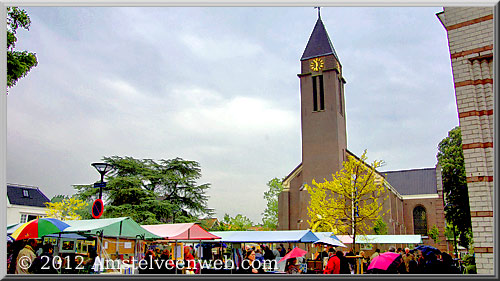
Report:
278,12,347,230
299,13,347,188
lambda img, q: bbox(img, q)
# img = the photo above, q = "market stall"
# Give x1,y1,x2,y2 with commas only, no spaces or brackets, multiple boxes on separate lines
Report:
207,230,321,274
210,230,320,243
141,222,221,273
62,217,161,274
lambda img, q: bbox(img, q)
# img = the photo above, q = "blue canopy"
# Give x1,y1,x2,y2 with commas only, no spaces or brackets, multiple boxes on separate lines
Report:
210,230,320,243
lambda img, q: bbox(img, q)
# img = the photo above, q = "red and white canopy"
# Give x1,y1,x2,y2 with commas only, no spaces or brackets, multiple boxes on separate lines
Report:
141,223,220,240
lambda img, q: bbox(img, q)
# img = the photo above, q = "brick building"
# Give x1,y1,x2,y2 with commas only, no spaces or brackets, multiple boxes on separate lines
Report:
278,14,448,252
436,7,495,274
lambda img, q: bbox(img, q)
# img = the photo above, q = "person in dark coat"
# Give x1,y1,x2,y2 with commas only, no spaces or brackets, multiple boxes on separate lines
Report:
417,252,426,273
407,250,419,274
345,249,355,273
279,244,286,257
423,252,443,274
30,243,58,274
159,249,175,274
440,252,461,274
139,250,156,274
7,240,24,274
263,245,275,261
337,251,351,274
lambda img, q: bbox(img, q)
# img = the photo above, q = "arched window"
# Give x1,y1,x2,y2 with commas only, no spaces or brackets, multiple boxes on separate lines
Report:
413,206,427,235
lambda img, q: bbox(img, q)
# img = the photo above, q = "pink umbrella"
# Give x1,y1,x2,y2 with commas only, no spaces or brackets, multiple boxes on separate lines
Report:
278,247,308,263
367,252,402,271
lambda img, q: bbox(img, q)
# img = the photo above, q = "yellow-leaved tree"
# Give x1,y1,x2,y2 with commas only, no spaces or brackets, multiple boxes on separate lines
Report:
45,197,88,221
307,150,388,251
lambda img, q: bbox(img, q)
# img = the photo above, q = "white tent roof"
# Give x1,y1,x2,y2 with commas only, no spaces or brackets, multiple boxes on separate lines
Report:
312,233,346,247
210,230,319,243
335,235,422,244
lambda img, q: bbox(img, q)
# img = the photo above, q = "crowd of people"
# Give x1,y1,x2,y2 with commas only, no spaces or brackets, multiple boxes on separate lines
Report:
7,238,471,275
137,243,291,274
322,246,464,274
7,238,97,274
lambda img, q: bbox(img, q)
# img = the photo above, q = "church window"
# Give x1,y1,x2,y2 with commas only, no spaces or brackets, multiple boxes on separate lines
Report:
319,75,325,110
312,75,325,112
338,79,343,115
413,206,427,235
312,76,318,111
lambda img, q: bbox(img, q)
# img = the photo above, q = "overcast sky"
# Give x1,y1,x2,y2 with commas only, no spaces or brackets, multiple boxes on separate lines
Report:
6,6,458,223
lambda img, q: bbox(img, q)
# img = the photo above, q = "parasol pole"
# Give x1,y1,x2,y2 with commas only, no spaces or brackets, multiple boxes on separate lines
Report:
58,232,62,274
174,240,177,274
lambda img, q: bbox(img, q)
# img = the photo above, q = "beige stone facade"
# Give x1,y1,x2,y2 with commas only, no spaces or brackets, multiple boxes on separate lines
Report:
437,7,495,274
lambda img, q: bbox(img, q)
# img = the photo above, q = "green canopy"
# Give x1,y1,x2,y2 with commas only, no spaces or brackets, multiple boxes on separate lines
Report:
62,217,161,240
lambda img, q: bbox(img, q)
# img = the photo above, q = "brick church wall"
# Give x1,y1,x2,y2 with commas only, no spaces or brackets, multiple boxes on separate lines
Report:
437,7,494,274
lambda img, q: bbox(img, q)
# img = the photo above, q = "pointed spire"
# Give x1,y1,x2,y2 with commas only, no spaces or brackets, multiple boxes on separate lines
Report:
300,15,340,62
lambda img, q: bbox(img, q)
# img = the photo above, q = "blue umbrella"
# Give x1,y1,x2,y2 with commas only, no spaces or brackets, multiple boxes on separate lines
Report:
415,245,441,257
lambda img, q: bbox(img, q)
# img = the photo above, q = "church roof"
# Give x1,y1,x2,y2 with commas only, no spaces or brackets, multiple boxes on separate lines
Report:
382,168,438,195
301,16,340,62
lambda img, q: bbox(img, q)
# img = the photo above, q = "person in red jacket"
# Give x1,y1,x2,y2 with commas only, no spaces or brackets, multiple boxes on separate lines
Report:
323,248,340,274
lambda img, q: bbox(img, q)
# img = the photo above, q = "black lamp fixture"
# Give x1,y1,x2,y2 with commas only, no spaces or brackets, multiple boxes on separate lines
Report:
91,163,113,179
91,162,113,199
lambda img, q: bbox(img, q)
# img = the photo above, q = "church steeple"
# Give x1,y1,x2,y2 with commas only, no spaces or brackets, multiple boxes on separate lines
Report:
300,15,339,62
294,10,347,230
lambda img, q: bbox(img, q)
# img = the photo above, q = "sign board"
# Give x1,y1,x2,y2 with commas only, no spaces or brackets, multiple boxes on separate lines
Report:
92,199,104,219
93,182,107,188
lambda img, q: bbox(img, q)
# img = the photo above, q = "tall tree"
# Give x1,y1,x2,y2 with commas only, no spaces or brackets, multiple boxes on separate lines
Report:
219,213,254,231
51,194,69,203
7,7,38,89
307,150,387,251
261,177,283,230
437,126,472,248
74,156,212,224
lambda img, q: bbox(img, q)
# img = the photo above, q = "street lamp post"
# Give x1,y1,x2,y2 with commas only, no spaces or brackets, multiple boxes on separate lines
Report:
91,162,113,200
91,162,113,264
